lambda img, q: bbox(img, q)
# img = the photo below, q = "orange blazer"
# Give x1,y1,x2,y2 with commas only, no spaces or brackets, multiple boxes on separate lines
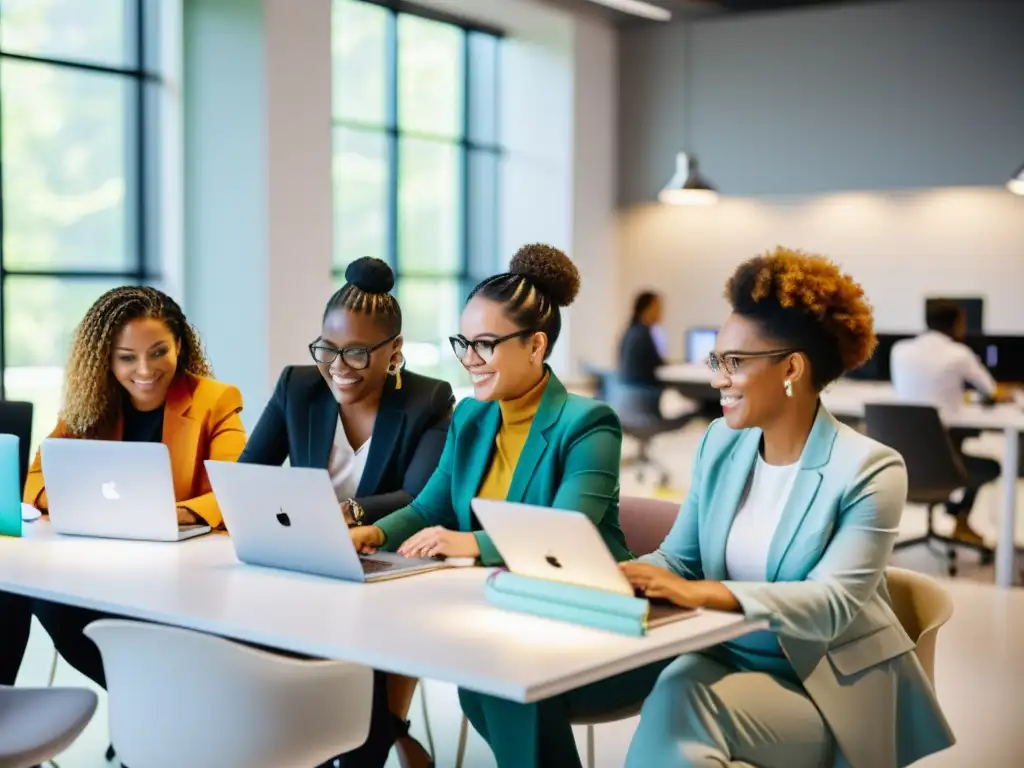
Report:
23,373,246,528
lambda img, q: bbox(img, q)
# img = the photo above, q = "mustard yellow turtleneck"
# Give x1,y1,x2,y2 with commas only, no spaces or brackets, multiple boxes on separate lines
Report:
476,372,550,500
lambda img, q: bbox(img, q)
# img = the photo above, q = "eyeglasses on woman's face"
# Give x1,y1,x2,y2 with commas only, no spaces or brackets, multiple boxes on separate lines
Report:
706,349,796,376
449,330,535,364
309,333,398,370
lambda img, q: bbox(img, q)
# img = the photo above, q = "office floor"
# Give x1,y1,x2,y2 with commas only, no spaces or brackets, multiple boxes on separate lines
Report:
18,420,1024,767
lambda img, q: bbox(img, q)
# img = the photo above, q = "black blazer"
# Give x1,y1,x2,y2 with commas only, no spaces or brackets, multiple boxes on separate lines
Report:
238,366,455,523
618,322,664,386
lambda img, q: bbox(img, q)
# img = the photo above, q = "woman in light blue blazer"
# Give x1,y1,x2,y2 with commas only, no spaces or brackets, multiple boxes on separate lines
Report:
619,247,954,768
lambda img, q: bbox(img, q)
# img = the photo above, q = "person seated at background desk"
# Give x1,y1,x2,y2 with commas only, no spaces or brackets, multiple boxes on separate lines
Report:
238,257,453,768
348,244,631,764
890,299,1008,547
2,286,245,694
619,249,953,768
619,290,667,386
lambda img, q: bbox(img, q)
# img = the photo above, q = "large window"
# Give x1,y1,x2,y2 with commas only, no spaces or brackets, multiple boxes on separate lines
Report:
0,0,159,450
332,0,502,384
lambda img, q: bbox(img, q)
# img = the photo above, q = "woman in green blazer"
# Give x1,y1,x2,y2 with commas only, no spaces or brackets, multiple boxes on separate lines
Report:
349,244,630,765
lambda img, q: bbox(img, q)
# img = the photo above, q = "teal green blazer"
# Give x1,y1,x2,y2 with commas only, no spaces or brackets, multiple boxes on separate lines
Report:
375,370,631,566
638,407,954,768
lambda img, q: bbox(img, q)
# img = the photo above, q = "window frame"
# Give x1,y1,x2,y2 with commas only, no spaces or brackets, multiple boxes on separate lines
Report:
331,0,504,296
0,0,161,399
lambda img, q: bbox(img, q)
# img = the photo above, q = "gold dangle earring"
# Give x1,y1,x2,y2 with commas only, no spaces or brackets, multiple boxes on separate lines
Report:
389,356,404,390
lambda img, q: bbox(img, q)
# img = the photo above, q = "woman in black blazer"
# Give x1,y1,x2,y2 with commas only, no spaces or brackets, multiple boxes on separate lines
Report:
619,290,666,386
239,257,453,768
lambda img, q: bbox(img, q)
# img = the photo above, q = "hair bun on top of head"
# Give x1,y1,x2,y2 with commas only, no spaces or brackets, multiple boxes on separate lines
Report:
508,243,580,308
345,257,395,294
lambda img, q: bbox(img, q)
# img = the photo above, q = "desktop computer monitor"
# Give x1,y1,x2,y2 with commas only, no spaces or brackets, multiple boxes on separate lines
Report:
925,297,983,335
965,335,1024,382
845,332,914,381
685,328,717,364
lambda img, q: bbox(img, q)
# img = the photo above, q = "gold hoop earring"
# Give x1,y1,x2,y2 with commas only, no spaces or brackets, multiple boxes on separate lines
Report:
784,379,793,398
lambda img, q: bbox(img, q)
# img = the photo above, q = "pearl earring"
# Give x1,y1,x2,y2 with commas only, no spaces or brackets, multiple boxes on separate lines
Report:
784,379,793,398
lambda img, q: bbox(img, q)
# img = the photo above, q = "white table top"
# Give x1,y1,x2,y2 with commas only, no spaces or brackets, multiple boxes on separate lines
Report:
658,364,1024,431
0,522,765,703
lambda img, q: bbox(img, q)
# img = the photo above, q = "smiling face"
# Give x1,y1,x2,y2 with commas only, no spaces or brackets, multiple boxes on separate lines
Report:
315,308,400,407
457,295,545,401
111,318,181,411
710,312,808,431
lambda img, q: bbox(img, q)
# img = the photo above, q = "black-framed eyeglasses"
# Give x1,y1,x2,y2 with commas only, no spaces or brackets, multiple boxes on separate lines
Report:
449,330,535,363
309,334,398,370
707,349,797,376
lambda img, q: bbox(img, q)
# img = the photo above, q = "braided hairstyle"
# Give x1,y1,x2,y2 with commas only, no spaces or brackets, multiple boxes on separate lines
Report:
323,257,402,336
468,244,580,359
61,286,212,436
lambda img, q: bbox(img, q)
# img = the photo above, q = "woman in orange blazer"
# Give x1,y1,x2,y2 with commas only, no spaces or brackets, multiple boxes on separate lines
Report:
4,286,245,696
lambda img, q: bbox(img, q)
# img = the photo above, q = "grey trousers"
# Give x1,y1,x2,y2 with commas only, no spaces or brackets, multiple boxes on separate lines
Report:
625,653,835,768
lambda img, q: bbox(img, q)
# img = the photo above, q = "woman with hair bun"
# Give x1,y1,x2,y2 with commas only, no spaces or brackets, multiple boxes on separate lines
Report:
348,244,630,766
239,256,454,768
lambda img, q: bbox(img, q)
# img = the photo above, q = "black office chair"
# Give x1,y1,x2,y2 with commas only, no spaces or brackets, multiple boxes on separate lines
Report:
598,372,694,488
0,400,33,491
864,403,990,577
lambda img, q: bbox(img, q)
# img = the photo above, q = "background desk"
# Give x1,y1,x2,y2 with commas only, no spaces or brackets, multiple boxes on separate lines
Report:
0,522,765,702
659,364,1023,589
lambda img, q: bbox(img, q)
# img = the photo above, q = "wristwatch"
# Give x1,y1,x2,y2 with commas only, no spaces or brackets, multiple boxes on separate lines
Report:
346,498,366,527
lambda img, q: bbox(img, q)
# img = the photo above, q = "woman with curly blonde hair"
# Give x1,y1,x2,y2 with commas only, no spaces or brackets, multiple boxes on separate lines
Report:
8,285,246,696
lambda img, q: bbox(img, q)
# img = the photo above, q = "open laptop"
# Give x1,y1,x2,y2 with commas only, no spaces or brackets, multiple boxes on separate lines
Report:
204,460,446,583
472,498,697,629
40,438,211,542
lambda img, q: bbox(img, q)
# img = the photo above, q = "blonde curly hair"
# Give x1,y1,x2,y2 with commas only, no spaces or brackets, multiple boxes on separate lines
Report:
60,286,212,436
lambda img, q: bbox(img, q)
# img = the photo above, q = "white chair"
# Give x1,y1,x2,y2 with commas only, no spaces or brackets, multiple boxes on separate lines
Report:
84,619,373,768
0,685,97,768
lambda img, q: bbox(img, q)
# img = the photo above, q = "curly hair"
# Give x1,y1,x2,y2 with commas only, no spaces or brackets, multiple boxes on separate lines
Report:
468,243,580,359
323,257,402,336
61,286,212,437
725,247,876,390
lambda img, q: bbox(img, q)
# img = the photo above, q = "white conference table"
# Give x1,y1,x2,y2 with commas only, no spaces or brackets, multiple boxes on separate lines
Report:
0,521,765,703
659,363,1024,589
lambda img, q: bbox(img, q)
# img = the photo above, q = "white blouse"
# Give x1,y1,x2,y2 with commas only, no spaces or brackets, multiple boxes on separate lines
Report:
327,416,371,502
724,455,799,582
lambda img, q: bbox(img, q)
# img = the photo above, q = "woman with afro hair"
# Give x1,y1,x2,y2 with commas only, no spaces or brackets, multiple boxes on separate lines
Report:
618,248,954,767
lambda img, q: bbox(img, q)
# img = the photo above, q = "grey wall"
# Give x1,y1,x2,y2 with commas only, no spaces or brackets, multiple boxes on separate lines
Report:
619,0,1024,204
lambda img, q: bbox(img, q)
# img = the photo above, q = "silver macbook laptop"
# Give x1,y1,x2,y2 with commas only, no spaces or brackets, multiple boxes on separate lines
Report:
204,460,446,583
40,438,211,542
472,498,697,629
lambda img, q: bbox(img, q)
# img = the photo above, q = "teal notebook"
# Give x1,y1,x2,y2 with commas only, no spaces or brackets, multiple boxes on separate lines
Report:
484,570,651,636
0,434,22,537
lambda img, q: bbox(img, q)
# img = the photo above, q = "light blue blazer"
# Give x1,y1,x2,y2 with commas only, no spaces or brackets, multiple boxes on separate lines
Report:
642,406,954,768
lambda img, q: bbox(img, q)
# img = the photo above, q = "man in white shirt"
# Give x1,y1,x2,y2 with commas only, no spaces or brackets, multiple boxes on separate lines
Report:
890,301,1002,547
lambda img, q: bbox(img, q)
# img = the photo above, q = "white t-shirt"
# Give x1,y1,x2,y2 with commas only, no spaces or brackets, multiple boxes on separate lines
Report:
890,331,997,414
327,416,371,502
724,456,800,582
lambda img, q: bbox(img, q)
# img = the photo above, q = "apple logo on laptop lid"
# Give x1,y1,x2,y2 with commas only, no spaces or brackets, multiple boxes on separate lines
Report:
101,481,120,501
544,553,563,569
276,508,292,527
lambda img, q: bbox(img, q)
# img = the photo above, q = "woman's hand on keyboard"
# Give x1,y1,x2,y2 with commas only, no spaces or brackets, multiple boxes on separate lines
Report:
351,525,385,554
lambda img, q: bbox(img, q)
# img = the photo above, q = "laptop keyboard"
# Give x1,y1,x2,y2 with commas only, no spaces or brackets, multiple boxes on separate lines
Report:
361,557,395,574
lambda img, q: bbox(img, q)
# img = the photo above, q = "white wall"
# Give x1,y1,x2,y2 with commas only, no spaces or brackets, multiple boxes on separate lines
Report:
617,188,1024,357
570,15,618,374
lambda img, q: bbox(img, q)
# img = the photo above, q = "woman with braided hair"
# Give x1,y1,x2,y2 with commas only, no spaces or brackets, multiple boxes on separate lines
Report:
239,256,454,768
2,285,246,694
